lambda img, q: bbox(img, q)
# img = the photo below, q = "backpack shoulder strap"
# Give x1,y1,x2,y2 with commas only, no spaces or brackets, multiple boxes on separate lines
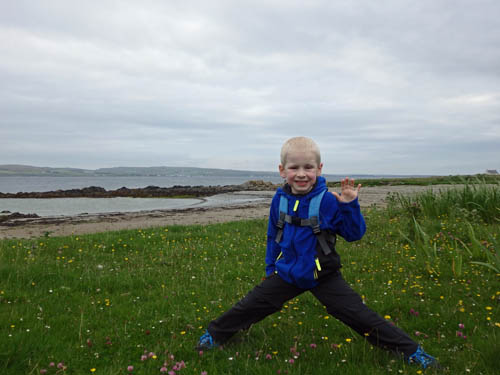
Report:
275,195,288,243
308,189,333,255
279,194,289,215
308,189,326,219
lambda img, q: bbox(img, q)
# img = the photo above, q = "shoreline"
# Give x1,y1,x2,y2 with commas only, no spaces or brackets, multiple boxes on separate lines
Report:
0,202,273,239
0,185,465,239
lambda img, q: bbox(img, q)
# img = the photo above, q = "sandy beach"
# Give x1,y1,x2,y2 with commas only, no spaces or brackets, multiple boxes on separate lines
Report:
0,185,460,239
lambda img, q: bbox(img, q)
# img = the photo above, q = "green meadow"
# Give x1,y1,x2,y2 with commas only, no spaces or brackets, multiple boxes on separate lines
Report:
1,180,499,374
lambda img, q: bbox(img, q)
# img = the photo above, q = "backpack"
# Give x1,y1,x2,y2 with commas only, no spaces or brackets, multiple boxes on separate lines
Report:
274,189,336,255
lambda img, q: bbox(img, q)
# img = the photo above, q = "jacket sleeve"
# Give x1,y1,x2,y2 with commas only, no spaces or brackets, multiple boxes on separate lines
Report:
265,194,281,276
323,193,366,242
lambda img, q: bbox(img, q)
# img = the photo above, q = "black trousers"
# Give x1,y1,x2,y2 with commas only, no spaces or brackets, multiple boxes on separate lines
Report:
208,271,418,357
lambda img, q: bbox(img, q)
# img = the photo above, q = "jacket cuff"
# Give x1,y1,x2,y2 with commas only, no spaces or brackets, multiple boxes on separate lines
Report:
265,267,275,277
338,197,360,208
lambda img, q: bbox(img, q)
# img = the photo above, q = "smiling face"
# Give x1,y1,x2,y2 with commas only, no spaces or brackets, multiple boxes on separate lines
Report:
279,148,323,195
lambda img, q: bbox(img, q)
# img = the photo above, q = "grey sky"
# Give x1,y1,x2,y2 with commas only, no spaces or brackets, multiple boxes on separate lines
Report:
1,0,499,175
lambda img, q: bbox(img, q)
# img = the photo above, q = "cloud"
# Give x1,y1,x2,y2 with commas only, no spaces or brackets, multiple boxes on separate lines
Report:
1,0,499,174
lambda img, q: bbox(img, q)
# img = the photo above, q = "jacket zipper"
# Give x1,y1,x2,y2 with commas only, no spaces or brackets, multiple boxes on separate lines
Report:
287,199,301,285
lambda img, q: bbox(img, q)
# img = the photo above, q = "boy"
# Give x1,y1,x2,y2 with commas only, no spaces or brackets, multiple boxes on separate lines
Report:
197,137,439,369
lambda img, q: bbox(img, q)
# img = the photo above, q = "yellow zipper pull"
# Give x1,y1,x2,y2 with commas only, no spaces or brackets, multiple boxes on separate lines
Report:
293,200,299,212
315,258,322,271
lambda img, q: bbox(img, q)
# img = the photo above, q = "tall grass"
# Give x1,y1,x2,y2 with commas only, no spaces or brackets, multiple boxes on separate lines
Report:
386,180,499,223
1,183,499,374
387,180,499,276
328,173,500,188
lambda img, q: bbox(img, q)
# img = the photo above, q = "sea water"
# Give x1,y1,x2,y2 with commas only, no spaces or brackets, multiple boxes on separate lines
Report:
0,174,389,217
0,173,394,194
0,192,272,217
0,175,284,194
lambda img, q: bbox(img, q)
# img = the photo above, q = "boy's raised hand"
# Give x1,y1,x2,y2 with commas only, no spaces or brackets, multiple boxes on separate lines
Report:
331,177,361,203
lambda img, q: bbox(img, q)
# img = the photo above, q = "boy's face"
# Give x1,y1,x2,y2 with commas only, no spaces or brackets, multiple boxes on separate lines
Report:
279,148,323,195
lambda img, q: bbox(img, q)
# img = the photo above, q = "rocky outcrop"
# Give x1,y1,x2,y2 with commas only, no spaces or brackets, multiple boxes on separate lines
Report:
0,180,280,199
0,211,40,223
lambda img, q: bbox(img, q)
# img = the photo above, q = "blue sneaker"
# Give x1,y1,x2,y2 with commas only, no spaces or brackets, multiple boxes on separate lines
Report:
196,330,217,350
407,345,440,369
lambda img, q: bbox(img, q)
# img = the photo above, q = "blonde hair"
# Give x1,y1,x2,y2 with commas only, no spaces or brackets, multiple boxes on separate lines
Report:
280,136,321,166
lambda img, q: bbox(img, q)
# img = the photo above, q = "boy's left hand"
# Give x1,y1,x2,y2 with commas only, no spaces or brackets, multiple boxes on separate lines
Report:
331,177,361,203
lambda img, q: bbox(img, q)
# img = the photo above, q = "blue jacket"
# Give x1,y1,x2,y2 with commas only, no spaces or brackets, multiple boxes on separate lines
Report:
266,176,366,289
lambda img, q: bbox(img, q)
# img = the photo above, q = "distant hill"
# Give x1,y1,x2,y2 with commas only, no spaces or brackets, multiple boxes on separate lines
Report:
0,164,435,180
93,166,279,177
0,164,280,178
0,164,95,176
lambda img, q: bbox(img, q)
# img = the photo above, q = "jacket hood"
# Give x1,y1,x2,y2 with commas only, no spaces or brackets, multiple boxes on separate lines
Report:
278,176,327,199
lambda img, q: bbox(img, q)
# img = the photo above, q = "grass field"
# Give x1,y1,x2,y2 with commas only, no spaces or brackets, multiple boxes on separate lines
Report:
1,180,499,374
